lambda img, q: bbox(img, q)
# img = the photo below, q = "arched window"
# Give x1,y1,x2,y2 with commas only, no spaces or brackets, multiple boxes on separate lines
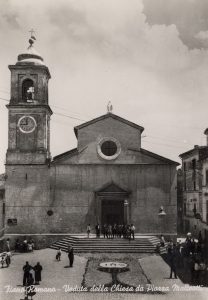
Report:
22,79,34,102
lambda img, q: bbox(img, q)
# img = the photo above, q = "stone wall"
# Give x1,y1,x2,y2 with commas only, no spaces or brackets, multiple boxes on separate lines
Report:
48,163,177,234
1,234,67,250
5,164,50,234
4,162,177,235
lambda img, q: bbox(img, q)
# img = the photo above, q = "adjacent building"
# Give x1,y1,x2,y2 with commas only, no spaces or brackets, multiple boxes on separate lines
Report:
0,174,5,237
177,168,183,233
179,131,208,242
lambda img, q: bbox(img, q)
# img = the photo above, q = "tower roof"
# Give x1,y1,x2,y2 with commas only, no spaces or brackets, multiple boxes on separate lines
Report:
16,32,45,66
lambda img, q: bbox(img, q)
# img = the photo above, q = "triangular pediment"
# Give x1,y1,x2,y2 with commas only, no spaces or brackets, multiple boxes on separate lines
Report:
140,148,179,165
126,148,179,165
95,182,130,196
74,113,144,137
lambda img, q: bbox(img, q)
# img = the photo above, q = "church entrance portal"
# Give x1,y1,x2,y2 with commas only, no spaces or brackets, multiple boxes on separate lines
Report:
95,182,130,226
101,199,124,225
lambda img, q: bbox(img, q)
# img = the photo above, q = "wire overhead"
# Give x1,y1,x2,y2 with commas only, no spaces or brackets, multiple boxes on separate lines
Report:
0,97,86,122
0,96,205,149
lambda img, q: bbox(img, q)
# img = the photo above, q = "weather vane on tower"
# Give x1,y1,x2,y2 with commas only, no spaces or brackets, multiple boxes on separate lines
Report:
28,29,36,49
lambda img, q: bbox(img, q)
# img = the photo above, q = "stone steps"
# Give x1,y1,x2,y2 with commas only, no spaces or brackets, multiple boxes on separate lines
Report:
148,236,167,254
49,235,158,253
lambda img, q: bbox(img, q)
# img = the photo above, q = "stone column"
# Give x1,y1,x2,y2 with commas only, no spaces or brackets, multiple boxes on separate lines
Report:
124,199,129,225
95,194,101,224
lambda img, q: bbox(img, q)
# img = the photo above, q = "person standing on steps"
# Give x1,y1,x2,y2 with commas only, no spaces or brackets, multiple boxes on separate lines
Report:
87,224,91,238
159,235,165,247
95,223,100,238
103,224,107,238
130,224,136,240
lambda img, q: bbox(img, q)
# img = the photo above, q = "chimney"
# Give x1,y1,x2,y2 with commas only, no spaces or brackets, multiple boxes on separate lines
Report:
204,128,208,146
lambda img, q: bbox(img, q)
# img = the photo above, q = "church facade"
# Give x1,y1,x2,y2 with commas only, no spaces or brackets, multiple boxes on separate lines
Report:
4,41,178,238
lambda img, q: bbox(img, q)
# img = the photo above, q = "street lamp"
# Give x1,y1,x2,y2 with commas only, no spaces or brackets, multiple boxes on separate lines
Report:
124,200,128,206
158,206,166,235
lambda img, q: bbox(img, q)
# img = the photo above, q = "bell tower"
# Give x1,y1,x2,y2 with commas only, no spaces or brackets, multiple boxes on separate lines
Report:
5,34,52,235
6,33,52,165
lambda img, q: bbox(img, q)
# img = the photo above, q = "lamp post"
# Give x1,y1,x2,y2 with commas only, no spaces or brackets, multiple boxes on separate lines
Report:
158,206,166,234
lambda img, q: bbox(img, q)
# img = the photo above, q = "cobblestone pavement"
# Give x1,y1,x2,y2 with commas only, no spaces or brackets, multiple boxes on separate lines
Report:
0,249,207,300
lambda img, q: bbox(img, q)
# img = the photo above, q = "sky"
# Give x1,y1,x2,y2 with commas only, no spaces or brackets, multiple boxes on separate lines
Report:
1,0,208,173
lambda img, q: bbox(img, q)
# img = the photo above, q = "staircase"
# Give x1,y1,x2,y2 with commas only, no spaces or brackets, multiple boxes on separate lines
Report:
49,235,159,253
148,236,167,254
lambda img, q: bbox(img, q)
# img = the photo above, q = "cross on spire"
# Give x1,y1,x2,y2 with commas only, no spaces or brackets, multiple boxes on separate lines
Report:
29,29,35,37
28,29,36,48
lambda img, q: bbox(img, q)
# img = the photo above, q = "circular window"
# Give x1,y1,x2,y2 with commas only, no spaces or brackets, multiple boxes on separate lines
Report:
97,138,121,160
101,141,117,156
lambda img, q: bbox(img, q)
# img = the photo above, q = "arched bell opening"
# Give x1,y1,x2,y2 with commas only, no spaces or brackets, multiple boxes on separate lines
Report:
22,79,34,102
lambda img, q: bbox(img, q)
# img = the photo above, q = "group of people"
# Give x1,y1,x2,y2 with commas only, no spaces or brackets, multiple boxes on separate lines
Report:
87,223,136,240
22,261,42,299
56,246,74,267
0,251,11,268
160,231,207,285
23,261,42,286
182,231,207,285
15,238,35,252
0,239,12,268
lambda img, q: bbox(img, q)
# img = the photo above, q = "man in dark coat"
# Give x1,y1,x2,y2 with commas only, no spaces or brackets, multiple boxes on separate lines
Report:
168,244,178,279
198,231,203,245
68,247,74,267
6,238,11,252
95,224,100,238
130,224,136,240
103,224,107,239
34,262,43,285
23,261,32,286
25,273,36,299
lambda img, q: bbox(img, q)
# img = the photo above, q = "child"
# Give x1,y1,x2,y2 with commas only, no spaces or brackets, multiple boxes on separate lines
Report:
28,242,33,252
56,248,61,261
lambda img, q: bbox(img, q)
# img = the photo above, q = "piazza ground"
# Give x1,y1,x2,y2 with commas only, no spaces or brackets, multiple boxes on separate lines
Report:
0,249,207,300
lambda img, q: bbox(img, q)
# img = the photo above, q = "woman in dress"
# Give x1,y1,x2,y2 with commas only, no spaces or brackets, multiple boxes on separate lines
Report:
34,262,42,285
